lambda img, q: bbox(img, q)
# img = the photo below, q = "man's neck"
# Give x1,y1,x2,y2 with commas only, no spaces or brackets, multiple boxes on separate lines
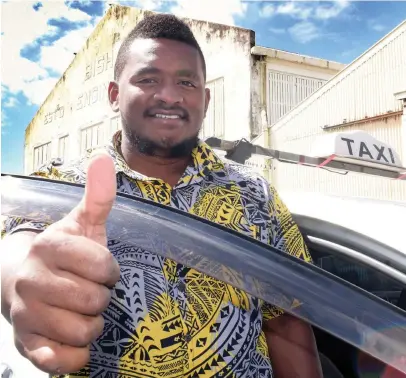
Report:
120,138,192,187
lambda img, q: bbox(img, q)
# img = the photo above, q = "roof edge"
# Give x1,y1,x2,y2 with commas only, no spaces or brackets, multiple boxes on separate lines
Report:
251,46,345,71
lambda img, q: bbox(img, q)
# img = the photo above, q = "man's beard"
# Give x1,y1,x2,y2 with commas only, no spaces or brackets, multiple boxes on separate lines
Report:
122,117,199,158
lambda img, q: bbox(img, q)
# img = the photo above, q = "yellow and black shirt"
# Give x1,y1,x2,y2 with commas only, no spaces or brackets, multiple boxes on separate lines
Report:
2,131,312,378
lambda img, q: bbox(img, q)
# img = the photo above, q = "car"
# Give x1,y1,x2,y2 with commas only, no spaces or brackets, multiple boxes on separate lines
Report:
1,131,406,378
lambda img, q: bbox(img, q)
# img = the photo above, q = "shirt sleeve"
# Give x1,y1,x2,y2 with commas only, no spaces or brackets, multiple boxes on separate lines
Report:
261,184,313,321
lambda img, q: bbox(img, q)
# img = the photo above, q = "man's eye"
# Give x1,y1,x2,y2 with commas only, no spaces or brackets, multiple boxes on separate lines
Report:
138,78,157,84
180,81,196,87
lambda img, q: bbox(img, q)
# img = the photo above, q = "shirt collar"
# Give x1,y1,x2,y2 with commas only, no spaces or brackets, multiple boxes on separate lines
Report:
105,131,225,185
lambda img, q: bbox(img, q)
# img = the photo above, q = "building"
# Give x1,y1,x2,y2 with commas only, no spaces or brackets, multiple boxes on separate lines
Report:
265,19,406,201
24,4,344,174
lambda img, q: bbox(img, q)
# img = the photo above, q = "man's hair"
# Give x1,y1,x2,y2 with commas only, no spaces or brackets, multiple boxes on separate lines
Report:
114,13,206,80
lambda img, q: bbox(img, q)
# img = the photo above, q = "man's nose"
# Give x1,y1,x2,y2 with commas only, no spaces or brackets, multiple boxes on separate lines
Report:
153,83,183,104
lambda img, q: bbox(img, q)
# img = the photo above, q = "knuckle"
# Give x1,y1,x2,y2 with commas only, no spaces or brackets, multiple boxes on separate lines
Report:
75,328,92,347
88,286,111,314
10,301,26,325
16,334,58,374
31,353,60,374
14,269,36,298
93,315,105,339
14,336,27,358
98,250,117,281
76,316,104,346
30,232,50,255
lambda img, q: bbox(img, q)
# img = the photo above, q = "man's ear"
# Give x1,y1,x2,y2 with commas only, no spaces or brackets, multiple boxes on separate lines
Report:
108,81,119,112
204,87,211,117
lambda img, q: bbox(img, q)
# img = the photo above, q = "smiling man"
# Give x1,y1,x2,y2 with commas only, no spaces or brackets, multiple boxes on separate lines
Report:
1,14,322,378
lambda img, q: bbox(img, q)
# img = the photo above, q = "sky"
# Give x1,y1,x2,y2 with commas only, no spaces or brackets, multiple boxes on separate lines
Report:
1,0,406,174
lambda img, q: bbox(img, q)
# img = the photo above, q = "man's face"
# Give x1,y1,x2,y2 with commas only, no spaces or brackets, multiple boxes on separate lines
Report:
109,38,210,157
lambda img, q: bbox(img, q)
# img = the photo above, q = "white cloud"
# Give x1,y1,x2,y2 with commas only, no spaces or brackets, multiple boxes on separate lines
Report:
107,0,162,12
22,77,60,106
134,0,164,11
314,1,350,20
372,24,386,32
3,97,19,108
269,27,285,35
40,25,95,74
1,1,94,105
368,20,386,32
260,4,275,18
276,2,312,20
1,106,9,134
258,1,351,44
171,0,246,26
289,21,320,44
259,1,350,21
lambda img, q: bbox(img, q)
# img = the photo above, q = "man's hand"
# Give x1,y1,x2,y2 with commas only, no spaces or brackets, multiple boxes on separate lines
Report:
6,152,120,375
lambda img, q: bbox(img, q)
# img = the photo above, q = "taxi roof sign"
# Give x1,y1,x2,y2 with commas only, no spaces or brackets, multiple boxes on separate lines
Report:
311,130,403,172
205,133,406,181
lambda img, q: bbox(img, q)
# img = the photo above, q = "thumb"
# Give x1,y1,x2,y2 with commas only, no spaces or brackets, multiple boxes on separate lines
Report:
74,150,117,230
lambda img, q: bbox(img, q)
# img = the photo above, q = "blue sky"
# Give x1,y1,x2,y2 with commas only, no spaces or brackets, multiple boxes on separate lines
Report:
1,0,406,174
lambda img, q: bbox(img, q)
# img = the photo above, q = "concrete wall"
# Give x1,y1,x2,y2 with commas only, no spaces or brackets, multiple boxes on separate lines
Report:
24,5,256,173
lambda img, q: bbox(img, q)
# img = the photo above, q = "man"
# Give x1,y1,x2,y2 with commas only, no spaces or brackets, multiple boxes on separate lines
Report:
1,14,322,378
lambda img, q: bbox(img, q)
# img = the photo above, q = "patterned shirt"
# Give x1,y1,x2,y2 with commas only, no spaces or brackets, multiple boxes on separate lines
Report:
2,131,312,378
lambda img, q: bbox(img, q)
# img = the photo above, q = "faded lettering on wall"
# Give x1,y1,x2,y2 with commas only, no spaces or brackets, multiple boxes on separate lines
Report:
76,82,109,110
44,105,65,125
85,51,113,81
43,50,115,123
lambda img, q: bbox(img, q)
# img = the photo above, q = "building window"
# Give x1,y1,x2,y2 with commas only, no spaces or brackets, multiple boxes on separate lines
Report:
58,135,68,163
201,77,225,139
81,123,102,155
267,70,326,125
33,142,52,170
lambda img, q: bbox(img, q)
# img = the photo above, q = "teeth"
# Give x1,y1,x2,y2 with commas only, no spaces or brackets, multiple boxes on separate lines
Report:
155,114,180,119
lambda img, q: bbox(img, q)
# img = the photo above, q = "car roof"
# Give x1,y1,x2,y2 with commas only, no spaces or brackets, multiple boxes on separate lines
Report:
279,191,406,255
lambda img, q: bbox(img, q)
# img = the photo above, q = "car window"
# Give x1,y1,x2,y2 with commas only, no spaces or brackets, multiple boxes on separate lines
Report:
314,252,404,306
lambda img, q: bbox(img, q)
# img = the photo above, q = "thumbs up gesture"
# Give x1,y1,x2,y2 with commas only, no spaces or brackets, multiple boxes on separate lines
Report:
9,152,121,374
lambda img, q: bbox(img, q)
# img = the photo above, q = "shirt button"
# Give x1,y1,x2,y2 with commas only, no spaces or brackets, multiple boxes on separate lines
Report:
184,333,192,343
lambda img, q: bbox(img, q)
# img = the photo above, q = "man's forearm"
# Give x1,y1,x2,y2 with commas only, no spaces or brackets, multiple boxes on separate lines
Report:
1,231,38,322
264,313,322,378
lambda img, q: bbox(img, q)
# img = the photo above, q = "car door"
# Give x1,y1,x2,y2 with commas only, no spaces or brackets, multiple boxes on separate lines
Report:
2,174,406,377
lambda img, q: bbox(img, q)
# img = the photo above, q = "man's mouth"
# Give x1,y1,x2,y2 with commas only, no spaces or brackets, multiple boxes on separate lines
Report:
153,114,181,119
146,109,188,121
